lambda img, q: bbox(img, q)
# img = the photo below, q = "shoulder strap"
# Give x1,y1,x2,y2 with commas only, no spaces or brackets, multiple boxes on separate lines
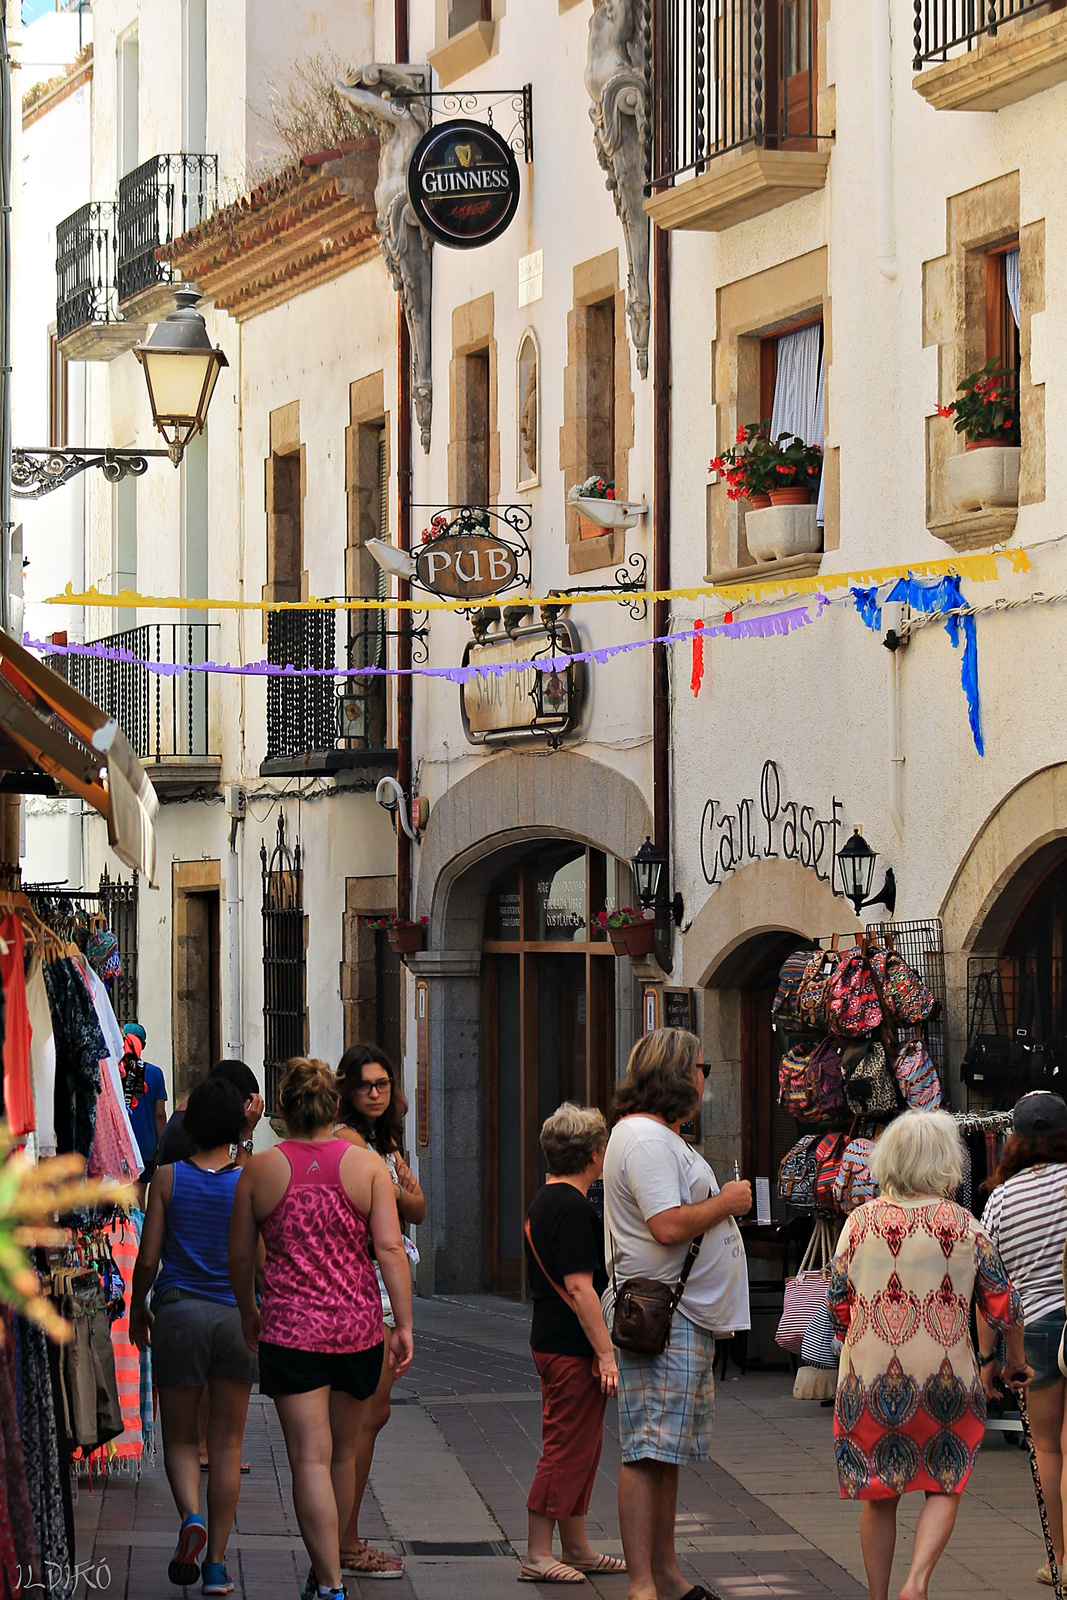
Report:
667,1233,704,1316
524,1216,578,1311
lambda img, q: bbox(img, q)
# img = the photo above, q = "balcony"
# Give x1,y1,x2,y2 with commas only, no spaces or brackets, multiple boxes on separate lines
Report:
49,624,221,798
55,202,145,360
913,0,1067,111
261,606,397,783
117,153,218,319
643,0,830,233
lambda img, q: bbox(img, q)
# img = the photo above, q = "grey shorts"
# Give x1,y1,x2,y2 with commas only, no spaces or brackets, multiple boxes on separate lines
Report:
151,1293,259,1389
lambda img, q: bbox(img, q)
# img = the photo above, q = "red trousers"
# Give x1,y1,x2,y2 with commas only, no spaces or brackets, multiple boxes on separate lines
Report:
527,1351,608,1520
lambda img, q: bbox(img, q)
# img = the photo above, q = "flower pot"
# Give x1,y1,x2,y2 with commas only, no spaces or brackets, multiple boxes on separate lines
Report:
579,515,604,541
571,495,647,531
943,446,1020,513
744,503,822,564
746,494,772,509
608,920,656,958
966,437,1012,450
768,486,813,506
387,922,425,955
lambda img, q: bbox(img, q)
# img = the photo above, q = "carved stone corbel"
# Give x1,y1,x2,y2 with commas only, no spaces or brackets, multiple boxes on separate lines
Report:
585,0,651,378
338,65,434,449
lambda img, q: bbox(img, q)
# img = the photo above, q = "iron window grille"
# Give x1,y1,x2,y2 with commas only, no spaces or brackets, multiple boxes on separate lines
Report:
116,153,218,304
266,603,398,762
914,0,1049,68
56,201,120,340
261,815,306,1113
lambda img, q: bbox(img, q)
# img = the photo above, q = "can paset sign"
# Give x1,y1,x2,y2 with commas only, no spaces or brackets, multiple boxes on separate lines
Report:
407,119,520,249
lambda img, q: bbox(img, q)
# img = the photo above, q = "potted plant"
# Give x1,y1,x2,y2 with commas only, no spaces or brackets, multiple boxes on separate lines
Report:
568,475,646,536
937,359,1020,513
710,423,777,508
360,913,429,955
718,426,823,564
765,433,823,506
596,906,655,959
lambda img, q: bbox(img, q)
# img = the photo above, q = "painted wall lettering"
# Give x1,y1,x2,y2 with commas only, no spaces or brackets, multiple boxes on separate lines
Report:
699,760,843,891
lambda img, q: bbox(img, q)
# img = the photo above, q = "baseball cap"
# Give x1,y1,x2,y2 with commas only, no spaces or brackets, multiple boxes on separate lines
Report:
1013,1090,1067,1138
125,1023,147,1045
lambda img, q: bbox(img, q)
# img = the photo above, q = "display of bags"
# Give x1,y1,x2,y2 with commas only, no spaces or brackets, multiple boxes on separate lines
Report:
813,1132,848,1209
827,950,884,1037
868,948,936,1025
776,1218,834,1355
777,1133,821,1211
833,1136,880,1212
778,1036,847,1122
891,1039,941,1109
842,1039,899,1117
772,947,820,1034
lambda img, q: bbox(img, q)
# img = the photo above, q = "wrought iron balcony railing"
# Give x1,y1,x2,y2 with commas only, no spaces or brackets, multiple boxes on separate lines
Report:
650,0,817,189
914,0,1049,67
116,153,218,304
56,201,120,341
48,624,218,765
265,606,391,765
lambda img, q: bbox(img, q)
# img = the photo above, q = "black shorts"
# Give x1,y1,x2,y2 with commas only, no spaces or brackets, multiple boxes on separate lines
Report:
257,1340,385,1400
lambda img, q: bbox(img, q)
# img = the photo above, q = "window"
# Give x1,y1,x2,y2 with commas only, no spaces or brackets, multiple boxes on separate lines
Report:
560,254,633,573
112,474,137,633
344,371,390,750
182,0,208,152
449,0,491,36
584,300,616,490
449,295,498,507
47,329,67,449
986,241,1020,388
460,351,490,504
117,31,139,180
265,402,304,608
759,317,825,522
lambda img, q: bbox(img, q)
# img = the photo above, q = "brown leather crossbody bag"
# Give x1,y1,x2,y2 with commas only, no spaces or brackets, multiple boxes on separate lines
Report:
609,1231,704,1357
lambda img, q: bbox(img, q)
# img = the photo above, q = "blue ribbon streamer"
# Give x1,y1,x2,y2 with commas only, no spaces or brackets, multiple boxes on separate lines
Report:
851,575,983,755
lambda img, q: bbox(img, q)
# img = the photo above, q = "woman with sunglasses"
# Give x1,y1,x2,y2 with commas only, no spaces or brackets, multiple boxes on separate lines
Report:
334,1044,425,1580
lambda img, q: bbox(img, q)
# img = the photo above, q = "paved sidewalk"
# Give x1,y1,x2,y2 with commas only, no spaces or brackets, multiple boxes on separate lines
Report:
71,1294,1049,1600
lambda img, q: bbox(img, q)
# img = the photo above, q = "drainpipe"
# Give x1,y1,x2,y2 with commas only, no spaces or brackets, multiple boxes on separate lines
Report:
395,0,412,923
652,224,671,967
872,0,897,280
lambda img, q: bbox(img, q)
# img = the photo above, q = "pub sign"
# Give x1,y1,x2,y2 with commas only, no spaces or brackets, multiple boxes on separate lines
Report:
407,119,521,249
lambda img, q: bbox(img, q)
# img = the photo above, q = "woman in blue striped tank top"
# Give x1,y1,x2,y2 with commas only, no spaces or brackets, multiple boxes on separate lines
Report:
131,1077,259,1597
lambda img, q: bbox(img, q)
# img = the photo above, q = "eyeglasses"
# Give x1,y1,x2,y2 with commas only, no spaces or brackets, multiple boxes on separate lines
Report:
698,1062,710,1079
356,1077,392,1096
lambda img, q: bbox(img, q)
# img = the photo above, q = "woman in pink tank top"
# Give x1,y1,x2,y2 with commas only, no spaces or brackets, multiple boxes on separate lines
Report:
229,1059,413,1600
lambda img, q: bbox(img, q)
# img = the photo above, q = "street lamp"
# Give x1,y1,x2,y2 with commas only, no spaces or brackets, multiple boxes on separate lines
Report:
631,836,685,927
12,284,228,498
834,826,897,920
134,286,229,465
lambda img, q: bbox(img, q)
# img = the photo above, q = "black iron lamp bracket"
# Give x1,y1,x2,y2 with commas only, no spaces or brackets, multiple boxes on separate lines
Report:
389,85,533,161
12,446,173,500
846,866,898,921
549,553,649,620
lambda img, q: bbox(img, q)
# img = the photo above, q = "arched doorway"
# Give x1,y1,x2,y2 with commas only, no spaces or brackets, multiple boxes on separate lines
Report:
482,842,623,1290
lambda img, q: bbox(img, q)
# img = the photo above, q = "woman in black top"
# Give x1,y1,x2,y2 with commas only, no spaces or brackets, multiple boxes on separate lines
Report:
521,1103,625,1584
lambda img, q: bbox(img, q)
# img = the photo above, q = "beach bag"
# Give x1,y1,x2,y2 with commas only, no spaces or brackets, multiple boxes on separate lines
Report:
842,1039,899,1118
796,949,838,1033
827,951,883,1037
833,1137,879,1212
773,947,820,1034
891,1039,941,1110
776,1218,833,1355
800,1295,840,1368
777,1134,821,1211
813,1132,847,1210
868,948,936,1025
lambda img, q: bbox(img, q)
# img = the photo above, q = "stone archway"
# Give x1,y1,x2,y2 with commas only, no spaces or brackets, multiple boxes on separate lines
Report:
408,751,652,1294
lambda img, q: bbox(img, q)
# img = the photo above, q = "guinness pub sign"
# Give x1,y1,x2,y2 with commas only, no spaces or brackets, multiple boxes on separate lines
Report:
407,119,520,249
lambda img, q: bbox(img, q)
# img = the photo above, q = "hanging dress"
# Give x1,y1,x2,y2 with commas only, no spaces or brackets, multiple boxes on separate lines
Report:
26,962,57,1158
0,915,34,1140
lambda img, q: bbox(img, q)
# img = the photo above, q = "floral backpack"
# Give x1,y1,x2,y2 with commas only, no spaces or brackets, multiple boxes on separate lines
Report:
772,947,819,1034
891,1039,942,1110
777,1133,821,1210
832,1137,880,1212
868,948,936,1026
779,1037,847,1122
827,951,883,1037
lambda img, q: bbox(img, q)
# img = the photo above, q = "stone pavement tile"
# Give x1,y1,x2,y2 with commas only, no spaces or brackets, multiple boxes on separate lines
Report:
369,1405,504,1543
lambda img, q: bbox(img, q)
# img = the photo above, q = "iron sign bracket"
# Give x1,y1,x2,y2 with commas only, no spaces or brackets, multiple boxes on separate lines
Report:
389,85,533,162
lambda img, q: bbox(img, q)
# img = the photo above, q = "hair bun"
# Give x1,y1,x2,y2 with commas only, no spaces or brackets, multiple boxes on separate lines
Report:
278,1057,340,1137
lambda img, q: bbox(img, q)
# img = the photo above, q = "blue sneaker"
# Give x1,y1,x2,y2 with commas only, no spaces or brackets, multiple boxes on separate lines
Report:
168,1514,207,1587
201,1564,234,1596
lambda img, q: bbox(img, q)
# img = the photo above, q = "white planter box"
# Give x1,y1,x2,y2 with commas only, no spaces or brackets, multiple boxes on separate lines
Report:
569,495,646,530
943,446,1020,513
744,502,822,563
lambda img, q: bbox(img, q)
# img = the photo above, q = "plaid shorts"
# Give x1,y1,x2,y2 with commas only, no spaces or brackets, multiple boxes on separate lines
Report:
617,1312,716,1465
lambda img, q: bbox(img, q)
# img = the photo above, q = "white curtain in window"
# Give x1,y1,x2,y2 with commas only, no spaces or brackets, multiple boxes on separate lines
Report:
1005,247,1021,329
770,322,826,526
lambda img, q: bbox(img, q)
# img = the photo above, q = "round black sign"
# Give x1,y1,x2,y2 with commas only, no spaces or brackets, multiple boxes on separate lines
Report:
407,119,520,250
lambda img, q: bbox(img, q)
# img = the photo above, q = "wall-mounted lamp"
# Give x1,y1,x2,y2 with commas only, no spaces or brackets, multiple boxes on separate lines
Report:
631,836,684,927
834,826,897,920
375,776,426,843
366,539,417,580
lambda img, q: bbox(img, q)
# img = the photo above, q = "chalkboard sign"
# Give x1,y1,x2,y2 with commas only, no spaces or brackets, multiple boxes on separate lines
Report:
664,988,696,1032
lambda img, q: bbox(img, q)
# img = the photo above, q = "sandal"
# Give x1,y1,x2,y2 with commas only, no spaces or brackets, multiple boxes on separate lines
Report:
567,1555,627,1574
339,1543,403,1580
518,1560,587,1584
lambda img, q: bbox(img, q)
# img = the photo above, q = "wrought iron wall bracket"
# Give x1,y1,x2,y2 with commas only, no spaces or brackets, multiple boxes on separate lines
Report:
549,552,649,620
389,85,533,161
12,446,173,500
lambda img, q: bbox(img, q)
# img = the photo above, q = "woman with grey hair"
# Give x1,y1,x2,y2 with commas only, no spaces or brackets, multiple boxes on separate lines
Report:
520,1102,624,1584
829,1109,1030,1600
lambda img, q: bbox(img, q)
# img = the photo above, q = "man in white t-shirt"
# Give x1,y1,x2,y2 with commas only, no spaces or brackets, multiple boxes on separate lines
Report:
603,1029,751,1600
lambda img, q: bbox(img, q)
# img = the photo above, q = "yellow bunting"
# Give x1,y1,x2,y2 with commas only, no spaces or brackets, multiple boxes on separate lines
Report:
45,549,1031,614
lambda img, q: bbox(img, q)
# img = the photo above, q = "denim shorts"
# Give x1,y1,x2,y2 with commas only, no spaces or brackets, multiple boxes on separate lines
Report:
1024,1308,1067,1390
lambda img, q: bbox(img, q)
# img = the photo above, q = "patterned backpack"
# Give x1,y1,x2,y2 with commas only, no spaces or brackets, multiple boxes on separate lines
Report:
779,1037,847,1122
777,1133,821,1210
772,947,819,1034
796,950,838,1032
842,1039,900,1118
868,948,936,1025
891,1039,941,1110
813,1132,848,1210
827,951,883,1037
832,1137,880,1212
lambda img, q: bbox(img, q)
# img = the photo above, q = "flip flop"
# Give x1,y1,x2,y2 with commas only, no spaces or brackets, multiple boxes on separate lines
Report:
518,1561,587,1584
568,1555,627,1574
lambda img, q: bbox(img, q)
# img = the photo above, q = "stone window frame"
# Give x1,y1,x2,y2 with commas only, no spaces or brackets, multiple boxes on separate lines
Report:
172,858,222,1099
708,247,834,582
559,250,634,575
449,293,499,508
429,0,504,87
923,172,1044,552
341,875,398,1051
263,399,307,640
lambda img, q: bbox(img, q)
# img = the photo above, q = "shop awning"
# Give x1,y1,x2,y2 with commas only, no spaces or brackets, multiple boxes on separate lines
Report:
0,628,158,884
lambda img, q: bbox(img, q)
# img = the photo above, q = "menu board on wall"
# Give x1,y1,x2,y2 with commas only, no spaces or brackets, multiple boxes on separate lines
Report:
663,988,696,1032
